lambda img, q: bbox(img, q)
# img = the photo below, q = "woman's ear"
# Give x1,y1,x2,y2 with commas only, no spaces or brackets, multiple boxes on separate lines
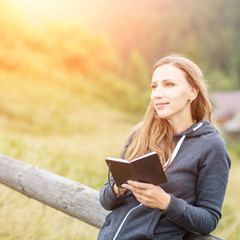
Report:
189,87,199,102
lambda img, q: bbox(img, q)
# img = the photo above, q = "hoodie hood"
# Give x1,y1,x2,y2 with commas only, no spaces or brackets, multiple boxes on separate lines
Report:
173,121,218,139
163,121,218,169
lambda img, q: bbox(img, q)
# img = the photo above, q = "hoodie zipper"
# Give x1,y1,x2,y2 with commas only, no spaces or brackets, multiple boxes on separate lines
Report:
113,203,142,240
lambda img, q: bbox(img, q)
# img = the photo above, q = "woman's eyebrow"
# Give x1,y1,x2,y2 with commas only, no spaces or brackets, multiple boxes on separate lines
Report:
152,78,176,83
162,78,176,82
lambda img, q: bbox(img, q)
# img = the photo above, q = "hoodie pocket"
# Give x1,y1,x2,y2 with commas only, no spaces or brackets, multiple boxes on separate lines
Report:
114,204,161,240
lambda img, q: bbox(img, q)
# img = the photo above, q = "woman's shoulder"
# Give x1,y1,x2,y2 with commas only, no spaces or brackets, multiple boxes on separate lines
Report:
197,124,231,167
193,121,226,147
201,127,226,149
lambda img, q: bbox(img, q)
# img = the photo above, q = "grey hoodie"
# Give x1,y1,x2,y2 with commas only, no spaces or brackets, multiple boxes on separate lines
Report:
98,121,231,240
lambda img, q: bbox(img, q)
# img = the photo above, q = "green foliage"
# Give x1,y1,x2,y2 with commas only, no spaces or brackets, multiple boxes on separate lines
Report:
226,140,240,161
0,1,152,124
208,69,239,91
93,0,240,91
125,50,151,90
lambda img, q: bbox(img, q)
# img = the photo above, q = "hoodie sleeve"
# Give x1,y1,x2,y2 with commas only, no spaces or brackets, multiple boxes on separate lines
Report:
99,176,128,210
163,136,231,234
99,134,134,210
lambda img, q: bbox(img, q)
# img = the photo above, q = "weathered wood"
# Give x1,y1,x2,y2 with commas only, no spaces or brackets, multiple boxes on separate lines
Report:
0,154,223,239
0,153,110,229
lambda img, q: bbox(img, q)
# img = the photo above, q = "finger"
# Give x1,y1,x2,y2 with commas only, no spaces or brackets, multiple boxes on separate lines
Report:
127,180,154,190
121,183,130,189
122,183,143,195
121,183,137,192
134,194,147,203
122,183,141,192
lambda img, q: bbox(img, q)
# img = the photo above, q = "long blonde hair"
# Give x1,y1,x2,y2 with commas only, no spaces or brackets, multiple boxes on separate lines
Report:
122,54,212,166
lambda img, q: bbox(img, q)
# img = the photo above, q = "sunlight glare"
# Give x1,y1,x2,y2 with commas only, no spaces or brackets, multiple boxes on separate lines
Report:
7,0,93,25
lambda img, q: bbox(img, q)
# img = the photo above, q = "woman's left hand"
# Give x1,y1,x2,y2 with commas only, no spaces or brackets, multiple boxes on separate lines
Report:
122,180,171,210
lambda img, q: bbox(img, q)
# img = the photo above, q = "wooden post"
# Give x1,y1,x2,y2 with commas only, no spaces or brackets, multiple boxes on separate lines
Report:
0,153,110,229
0,154,223,239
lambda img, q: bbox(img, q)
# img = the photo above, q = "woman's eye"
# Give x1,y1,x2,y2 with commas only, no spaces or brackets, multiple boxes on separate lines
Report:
165,82,174,87
151,84,156,89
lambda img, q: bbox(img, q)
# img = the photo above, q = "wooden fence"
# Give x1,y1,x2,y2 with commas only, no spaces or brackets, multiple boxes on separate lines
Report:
0,154,223,240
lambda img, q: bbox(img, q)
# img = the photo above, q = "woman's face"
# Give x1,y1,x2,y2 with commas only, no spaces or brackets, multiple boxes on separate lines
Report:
151,64,197,125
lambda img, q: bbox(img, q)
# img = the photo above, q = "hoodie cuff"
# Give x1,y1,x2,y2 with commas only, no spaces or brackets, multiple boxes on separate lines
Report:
109,184,127,201
162,194,186,220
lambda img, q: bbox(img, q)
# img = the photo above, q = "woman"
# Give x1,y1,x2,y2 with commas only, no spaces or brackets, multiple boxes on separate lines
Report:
98,54,231,240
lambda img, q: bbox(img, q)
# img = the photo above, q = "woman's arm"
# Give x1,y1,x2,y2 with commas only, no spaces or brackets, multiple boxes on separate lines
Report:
162,140,231,234
99,176,127,210
99,132,134,211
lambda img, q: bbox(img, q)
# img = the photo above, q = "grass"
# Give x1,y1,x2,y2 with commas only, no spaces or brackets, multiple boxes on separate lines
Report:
213,142,240,239
0,186,100,240
0,103,136,240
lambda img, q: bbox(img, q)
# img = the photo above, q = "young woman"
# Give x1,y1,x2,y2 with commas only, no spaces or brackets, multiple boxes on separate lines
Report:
98,54,231,240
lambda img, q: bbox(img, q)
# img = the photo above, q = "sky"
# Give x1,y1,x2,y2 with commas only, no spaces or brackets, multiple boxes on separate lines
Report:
8,0,97,25
7,0,154,30
6,0,155,58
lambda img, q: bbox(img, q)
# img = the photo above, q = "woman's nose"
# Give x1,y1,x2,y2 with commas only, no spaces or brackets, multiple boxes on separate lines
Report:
152,85,163,98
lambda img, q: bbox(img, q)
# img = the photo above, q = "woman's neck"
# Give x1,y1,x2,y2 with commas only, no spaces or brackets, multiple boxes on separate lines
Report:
168,117,195,134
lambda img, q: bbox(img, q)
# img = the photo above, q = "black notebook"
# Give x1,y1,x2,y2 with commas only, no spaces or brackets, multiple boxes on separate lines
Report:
106,152,167,187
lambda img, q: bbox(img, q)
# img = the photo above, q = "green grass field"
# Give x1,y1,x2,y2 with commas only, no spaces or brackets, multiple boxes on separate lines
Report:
215,143,240,240
0,104,132,240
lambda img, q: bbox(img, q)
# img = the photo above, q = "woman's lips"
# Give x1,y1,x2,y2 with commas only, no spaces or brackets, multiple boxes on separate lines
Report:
154,102,169,109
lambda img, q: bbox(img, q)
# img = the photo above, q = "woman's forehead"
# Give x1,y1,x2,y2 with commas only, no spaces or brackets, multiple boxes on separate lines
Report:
152,64,186,82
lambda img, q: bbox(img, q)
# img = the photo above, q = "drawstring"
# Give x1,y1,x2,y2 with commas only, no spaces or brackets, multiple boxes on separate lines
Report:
108,162,121,197
163,134,186,169
107,162,112,187
193,122,203,131
163,122,204,170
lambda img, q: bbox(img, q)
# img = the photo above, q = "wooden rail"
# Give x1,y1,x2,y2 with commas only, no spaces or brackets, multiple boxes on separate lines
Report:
0,154,223,239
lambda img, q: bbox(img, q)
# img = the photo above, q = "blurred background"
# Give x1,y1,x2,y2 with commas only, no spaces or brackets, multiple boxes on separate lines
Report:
0,0,239,239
